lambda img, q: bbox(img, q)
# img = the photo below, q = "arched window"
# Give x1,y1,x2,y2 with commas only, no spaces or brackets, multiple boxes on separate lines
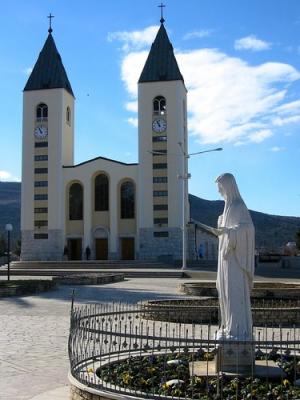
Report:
69,183,83,220
95,174,109,211
153,96,166,115
120,181,135,219
66,107,71,125
36,103,48,121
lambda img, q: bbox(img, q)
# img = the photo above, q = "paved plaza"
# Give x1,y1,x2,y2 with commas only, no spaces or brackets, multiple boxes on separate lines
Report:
0,277,189,400
1,271,300,400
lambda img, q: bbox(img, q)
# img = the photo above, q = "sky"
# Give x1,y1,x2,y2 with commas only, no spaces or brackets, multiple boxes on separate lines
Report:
0,0,299,217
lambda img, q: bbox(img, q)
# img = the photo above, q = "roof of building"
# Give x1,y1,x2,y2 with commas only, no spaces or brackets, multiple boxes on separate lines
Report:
138,23,184,84
63,155,138,168
24,33,74,96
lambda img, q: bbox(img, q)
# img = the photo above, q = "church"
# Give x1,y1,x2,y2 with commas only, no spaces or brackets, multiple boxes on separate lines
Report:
20,17,217,262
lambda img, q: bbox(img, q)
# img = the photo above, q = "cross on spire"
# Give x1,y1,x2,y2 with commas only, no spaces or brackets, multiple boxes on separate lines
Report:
47,13,54,33
158,3,165,24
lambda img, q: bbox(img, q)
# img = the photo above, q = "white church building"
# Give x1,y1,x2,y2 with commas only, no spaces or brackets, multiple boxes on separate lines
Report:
21,19,217,262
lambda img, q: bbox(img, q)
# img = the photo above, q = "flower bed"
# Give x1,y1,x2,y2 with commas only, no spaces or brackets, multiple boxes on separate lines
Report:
97,351,300,399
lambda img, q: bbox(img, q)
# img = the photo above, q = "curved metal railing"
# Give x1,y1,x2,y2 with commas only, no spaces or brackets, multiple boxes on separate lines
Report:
69,302,300,399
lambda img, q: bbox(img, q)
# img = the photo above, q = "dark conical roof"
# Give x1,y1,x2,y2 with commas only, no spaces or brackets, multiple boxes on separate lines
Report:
138,23,183,83
24,33,74,96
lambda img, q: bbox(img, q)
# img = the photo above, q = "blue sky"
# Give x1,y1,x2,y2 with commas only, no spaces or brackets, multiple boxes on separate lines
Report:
0,0,299,217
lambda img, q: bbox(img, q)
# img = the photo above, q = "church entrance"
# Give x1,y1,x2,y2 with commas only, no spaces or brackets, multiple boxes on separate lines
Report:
95,238,108,260
121,238,135,260
68,238,82,260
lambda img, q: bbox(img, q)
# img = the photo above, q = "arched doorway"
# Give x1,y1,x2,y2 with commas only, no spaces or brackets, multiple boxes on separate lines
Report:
94,227,109,260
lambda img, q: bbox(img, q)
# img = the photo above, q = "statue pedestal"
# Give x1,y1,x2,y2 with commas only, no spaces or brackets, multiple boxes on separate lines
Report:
215,342,254,374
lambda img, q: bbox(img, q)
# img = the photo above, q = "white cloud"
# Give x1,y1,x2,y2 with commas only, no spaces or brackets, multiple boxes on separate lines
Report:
127,117,138,127
183,30,213,40
110,25,300,144
248,129,273,143
272,115,300,126
23,67,33,75
275,100,300,115
270,146,285,152
107,26,158,51
125,101,138,112
0,170,20,182
234,35,271,51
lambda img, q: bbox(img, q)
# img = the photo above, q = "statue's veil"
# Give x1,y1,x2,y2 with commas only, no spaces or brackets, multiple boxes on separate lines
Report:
215,173,243,203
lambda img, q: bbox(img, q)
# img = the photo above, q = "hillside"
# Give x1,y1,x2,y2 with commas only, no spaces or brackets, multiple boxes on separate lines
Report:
0,182,299,249
189,194,300,249
0,182,21,243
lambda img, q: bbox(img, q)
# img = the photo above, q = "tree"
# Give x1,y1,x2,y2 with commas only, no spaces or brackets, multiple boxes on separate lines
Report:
296,228,300,251
0,234,6,257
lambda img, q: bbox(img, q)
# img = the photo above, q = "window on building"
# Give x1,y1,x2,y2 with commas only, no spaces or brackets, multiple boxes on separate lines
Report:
34,194,48,200
36,103,48,121
69,183,83,220
34,208,48,213
34,181,48,187
153,96,166,115
34,155,48,161
153,204,168,210
34,168,48,174
154,218,168,224
152,136,167,142
121,181,135,219
153,163,167,169
95,174,109,211
153,190,168,197
153,177,168,183
66,107,71,125
35,142,48,148
152,149,167,156
34,220,48,227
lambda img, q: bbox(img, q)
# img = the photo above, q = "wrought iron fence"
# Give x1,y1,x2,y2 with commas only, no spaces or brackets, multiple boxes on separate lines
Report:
69,301,300,399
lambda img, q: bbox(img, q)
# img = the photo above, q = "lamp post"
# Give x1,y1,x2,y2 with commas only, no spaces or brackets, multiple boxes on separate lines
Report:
177,144,223,270
5,224,13,281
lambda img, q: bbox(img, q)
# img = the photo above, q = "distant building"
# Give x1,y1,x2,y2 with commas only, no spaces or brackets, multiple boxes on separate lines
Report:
21,18,213,261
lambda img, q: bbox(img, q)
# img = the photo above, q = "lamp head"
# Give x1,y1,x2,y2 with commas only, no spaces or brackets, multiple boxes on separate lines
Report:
5,224,13,232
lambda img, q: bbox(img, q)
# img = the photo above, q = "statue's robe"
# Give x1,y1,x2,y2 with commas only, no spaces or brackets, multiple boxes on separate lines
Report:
216,199,255,340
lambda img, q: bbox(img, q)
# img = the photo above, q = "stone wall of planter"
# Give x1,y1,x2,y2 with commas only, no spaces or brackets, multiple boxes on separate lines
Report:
0,280,56,298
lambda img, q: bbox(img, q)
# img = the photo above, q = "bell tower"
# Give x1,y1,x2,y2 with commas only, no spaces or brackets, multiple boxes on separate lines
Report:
137,19,188,260
21,21,75,260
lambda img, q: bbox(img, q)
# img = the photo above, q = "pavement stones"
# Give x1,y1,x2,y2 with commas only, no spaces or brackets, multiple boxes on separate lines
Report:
0,277,185,400
1,273,300,400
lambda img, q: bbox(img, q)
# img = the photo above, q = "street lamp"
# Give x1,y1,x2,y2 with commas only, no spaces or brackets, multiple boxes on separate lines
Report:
177,144,223,270
5,224,13,281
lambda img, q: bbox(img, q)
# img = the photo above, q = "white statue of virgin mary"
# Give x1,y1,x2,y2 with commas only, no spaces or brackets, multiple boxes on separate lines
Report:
215,173,255,340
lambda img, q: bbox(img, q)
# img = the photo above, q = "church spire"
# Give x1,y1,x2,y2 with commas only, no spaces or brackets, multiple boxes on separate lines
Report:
24,19,74,96
138,21,183,84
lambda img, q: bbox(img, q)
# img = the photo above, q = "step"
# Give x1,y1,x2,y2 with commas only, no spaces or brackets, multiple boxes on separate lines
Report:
0,269,183,279
10,261,175,270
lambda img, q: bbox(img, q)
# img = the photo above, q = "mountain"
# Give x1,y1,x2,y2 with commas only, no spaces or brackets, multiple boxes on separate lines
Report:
0,182,299,249
189,194,300,249
0,182,21,243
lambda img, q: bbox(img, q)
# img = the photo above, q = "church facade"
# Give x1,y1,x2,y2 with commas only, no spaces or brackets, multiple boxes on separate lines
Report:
21,21,217,262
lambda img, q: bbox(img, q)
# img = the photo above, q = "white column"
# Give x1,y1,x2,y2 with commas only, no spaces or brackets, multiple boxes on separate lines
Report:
109,178,118,259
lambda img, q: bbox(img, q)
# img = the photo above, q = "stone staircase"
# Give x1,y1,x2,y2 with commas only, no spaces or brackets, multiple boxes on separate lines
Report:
0,259,219,279
0,260,184,278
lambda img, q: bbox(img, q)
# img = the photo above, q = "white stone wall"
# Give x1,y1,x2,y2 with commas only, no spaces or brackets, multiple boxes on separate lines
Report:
21,229,64,261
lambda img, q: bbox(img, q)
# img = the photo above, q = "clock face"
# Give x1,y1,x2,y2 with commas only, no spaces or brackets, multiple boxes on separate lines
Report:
34,126,48,139
152,118,167,133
